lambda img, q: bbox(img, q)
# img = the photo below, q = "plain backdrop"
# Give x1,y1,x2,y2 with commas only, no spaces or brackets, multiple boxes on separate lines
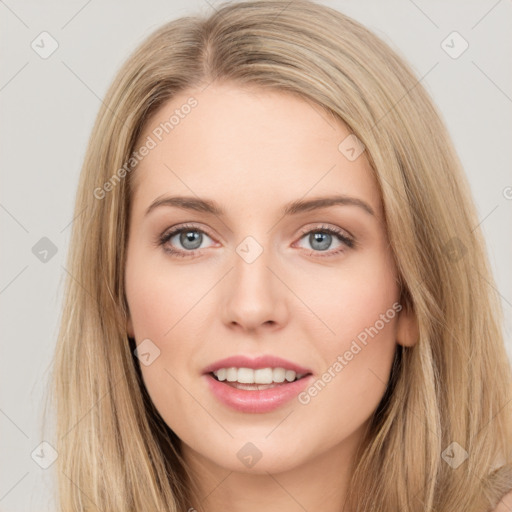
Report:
1,1,511,510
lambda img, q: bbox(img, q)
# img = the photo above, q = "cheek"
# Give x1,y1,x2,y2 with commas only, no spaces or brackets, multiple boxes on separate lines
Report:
298,322,397,441
125,245,210,339
290,249,399,422
124,246,210,403
294,244,399,345
300,264,398,433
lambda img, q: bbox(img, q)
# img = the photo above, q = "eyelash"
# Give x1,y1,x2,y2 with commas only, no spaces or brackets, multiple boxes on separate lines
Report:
155,223,355,259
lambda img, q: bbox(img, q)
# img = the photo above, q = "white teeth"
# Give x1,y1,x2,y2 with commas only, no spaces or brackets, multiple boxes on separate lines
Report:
238,367,255,383
213,367,306,384
273,367,286,383
254,368,273,384
226,367,238,382
285,370,296,382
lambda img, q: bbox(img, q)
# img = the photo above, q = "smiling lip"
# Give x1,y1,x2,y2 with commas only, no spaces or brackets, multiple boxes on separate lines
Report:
202,355,313,413
202,355,312,375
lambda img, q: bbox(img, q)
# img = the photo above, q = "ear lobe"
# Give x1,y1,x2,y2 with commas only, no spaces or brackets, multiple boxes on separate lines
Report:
396,306,419,347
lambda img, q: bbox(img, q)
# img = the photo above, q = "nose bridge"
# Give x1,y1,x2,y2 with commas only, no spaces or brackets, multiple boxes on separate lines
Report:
234,235,272,291
221,234,287,330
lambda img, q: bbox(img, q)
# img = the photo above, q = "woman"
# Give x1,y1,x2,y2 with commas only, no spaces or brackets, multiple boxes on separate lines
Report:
50,0,512,510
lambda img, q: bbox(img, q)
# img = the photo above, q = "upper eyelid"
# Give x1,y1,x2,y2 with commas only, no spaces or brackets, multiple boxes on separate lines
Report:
297,223,353,239
162,223,216,241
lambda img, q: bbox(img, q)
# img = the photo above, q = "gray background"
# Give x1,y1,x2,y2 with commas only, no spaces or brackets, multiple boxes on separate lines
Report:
1,1,511,510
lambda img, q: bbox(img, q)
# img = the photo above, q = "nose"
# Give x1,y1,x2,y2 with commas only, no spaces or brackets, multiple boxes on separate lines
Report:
220,242,289,333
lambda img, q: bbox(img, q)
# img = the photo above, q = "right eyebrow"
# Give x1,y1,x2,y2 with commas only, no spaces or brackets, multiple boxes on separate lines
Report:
145,195,223,217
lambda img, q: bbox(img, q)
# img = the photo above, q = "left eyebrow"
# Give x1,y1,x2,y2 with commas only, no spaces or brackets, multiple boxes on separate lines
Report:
144,194,375,218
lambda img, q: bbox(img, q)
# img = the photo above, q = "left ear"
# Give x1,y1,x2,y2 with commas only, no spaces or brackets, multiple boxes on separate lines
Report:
396,304,419,347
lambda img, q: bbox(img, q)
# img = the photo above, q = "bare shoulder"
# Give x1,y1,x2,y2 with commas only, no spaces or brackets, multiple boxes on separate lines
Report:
493,490,512,511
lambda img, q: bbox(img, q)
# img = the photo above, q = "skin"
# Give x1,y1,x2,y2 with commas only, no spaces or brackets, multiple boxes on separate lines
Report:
125,82,418,512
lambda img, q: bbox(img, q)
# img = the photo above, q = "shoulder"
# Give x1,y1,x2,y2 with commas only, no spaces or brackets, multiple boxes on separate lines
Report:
493,490,512,511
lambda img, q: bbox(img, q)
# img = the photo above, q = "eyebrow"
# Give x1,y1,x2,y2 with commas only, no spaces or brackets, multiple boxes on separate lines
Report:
144,194,375,218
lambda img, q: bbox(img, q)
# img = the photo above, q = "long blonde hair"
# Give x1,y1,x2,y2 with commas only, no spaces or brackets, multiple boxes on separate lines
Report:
48,1,512,510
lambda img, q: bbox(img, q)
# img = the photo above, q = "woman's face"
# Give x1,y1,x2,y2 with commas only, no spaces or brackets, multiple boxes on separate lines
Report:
124,82,416,476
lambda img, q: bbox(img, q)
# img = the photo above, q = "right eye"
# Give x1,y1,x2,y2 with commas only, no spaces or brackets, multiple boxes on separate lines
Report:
157,224,217,258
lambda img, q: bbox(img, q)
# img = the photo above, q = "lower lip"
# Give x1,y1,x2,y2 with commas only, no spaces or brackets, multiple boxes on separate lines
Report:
204,373,314,413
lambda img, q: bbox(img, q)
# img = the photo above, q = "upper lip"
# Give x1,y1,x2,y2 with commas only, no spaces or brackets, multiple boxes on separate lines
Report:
202,355,313,375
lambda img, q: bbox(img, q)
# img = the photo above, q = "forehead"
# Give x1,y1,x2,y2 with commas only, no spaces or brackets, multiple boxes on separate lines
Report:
130,82,381,218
